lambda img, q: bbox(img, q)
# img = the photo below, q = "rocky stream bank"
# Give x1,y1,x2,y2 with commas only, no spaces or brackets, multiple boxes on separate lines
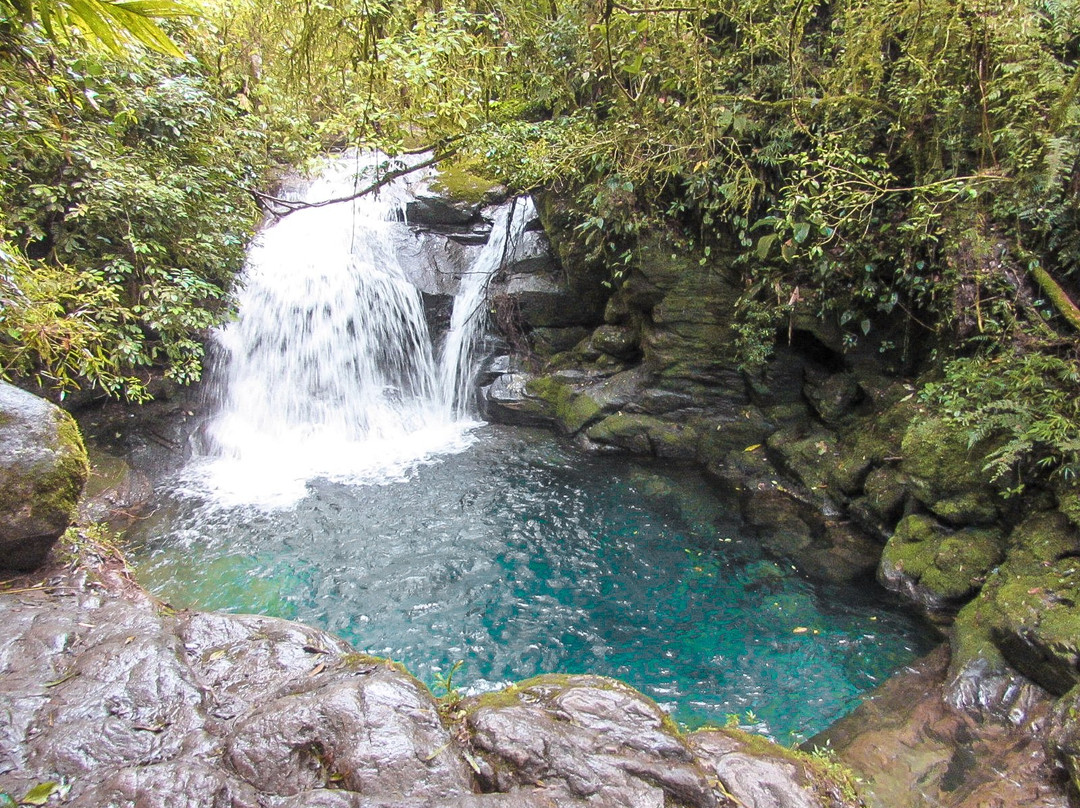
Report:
1,175,1079,806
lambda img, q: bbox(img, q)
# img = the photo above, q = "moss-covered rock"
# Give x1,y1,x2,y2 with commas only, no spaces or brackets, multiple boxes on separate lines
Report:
826,392,916,498
1048,684,1080,795
688,727,864,808
0,381,90,570
984,562,1080,695
529,326,592,356
524,374,604,434
1056,487,1080,531
583,412,656,454
900,412,999,525
691,408,771,469
879,514,1004,610
803,371,863,426
589,324,640,360
767,423,840,497
584,412,701,459
429,161,506,205
849,467,910,534
948,512,1080,695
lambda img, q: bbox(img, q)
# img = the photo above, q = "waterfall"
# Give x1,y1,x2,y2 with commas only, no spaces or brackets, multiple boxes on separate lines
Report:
188,153,527,507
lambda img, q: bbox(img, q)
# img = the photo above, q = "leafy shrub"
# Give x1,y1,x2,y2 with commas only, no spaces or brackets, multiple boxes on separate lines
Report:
922,352,1080,493
0,32,268,398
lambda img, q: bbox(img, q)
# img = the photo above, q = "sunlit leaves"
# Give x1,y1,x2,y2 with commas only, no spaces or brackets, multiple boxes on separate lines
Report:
0,0,194,57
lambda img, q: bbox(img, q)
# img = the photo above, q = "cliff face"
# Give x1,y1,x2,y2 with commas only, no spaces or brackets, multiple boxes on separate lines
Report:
477,193,1080,804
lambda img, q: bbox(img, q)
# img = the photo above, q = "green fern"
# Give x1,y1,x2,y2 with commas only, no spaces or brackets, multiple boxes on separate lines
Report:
923,353,1080,492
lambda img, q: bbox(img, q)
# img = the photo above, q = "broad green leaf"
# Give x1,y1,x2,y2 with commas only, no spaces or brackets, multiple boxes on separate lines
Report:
20,782,60,806
755,233,777,260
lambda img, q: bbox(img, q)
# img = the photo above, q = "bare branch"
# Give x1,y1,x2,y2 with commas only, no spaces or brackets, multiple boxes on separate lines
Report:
246,149,452,218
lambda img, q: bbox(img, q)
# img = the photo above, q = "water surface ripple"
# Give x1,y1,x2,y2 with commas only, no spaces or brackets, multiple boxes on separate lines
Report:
128,425,935,739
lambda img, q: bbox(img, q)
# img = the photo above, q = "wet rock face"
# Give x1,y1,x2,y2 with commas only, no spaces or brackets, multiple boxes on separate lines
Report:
1048,684,1080,795
0,382,89,571
816,646,1070,808
0,565,862,808
463,675,717,808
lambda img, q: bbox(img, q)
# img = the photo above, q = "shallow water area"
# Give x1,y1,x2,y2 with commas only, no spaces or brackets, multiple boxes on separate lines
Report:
127,424,935,740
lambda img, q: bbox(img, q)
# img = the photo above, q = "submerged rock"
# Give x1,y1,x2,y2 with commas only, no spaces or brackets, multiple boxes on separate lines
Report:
0,382,89,571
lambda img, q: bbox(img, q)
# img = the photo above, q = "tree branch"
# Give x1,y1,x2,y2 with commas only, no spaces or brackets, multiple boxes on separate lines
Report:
1029,264,1080,334
610,1,698,12
246,149,452,218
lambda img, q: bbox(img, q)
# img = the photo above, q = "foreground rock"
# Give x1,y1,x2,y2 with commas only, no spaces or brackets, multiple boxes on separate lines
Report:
0,382,88,570
815,646,1070,808
0,555,858,808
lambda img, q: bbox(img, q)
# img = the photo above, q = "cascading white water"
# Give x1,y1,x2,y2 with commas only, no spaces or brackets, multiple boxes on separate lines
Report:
438,197,526,417
187,153,529,507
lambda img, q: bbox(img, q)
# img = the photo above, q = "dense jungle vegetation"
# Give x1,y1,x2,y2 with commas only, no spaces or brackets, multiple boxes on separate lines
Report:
1,0,1079,491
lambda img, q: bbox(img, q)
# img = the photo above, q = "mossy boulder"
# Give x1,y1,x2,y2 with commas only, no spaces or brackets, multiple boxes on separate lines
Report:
429,161,506,205
879,514,1004,610
524,374,604,434
826,393,916,497
0,381,89,570
950,512,1080,695
803,371,863,426
1048,684,1080,795
590,324,640,360
984,562,1080,695
687,728,863,808
899,411,999,525
585,412,699,458
691,407,771,469
530,325,592,356
766,423,840,497
849,467,910,535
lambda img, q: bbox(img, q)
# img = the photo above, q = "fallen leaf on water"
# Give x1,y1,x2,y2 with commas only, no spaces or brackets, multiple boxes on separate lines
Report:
792,626,809,634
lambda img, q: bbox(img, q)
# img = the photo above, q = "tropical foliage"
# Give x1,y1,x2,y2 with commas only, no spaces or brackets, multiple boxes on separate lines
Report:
0,0,192,56
0,19,269,399
1,0,1078,486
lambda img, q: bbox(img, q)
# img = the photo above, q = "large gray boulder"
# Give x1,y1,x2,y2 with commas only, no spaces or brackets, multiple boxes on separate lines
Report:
0,382,88,570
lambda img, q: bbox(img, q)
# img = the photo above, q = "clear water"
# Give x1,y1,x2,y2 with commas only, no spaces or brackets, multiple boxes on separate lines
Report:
125,152,934,741
127,425,935,740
